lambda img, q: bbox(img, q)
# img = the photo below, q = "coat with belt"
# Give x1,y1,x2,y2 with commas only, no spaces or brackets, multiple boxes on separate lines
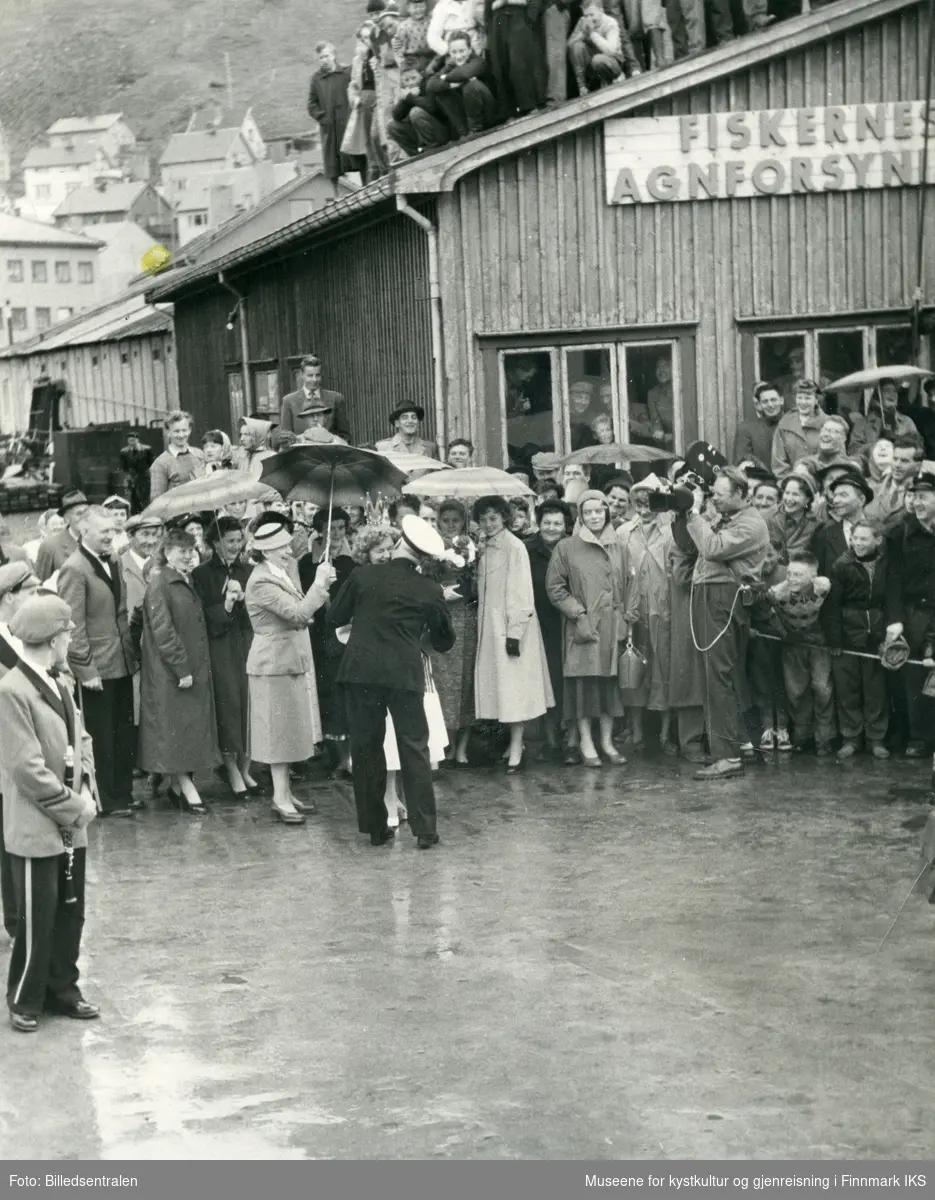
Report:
57,546,136,684
245,562,329,678
138,566,220,774
770,411,826,478
546,522,630,678
474,528,553,722
0,662,96,858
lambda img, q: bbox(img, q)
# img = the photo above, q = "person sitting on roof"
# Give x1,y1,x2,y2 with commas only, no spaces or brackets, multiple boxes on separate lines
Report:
425,30,498,140
567,0,641,95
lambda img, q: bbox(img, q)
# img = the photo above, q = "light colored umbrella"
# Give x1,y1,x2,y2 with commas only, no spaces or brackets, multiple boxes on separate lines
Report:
142,470,270,521
381,452,451,476
402,466,534,499
824,365,933,392
562,443,676,466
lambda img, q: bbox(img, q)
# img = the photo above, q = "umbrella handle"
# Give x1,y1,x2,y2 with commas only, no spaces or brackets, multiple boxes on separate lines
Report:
323,469,335,563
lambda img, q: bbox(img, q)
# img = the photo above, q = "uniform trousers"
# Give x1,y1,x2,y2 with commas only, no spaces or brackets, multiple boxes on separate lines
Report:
833,653,888,744
80,675,134,813
344,684,437,840
7,850,86,1017
0,802,15,938
782,643,835,747
691,583,750,761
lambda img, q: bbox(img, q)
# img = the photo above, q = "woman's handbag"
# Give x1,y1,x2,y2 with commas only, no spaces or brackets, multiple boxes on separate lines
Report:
340,106,368,157
617,635,647,691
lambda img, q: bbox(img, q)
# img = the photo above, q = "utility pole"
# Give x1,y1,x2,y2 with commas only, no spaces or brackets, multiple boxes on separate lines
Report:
224,53,234,112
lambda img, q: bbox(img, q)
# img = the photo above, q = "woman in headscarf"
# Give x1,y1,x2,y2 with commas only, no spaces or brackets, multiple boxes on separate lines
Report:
617,476,674,752
526,498,574,761
298,508,356,778
192,515,256,797
202,429,233,473
474,494,553,772
139,528,221,814
430,499,478,767
234,418,277,520
546,490,631,768
245,513,337,824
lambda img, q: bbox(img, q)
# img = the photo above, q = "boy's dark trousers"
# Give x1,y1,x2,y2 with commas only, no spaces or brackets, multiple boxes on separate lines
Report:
782,643,835,746
832,651,888,744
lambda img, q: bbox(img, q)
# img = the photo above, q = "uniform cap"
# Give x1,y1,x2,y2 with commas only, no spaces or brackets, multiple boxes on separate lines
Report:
909,461,935,493
400,514,445,560
9,595,75,645
828,471,874,505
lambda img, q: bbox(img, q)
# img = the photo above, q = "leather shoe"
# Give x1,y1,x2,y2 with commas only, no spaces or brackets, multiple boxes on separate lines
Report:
693,758,744,781
10,1012,38,1033
417,834,440,849
370,829,395,846
101,807,134,818
44,999,99,1020
129,797,146,811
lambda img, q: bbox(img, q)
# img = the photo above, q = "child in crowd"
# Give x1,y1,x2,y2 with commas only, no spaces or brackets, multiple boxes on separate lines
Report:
823,517,890,761
749,521,791,752
763,551,835,755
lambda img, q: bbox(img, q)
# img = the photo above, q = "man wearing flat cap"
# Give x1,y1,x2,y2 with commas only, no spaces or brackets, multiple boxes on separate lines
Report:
0,594,99,1033
0,563,40,941
374,404,438,458
278,355,351,448
885,462,935,758
329,515,454,849
35,490,89,584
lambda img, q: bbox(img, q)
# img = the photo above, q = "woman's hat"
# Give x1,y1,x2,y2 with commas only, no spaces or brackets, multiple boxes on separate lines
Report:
575,488,610,511
102,494,131,513
389,404,425,424
629,472,666,493
781,472,817,499
251,511,295,553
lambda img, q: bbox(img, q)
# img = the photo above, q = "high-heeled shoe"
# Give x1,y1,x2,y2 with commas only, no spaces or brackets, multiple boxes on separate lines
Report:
290,796,317,815
505,750,525,775
601,748,627,766
272,803,305,825
580,754,602,768
169,787,206,815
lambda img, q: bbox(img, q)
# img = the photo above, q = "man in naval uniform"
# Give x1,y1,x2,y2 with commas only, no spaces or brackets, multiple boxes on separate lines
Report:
329,515,454,848
0,594,99,1033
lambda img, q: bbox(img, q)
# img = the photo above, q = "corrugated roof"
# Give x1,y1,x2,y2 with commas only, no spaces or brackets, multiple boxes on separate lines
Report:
159,128,245,166
0,212,103,248
52,181,149,217
0,290,172,358
147,177,393,300
23,143,100,169
47,114,124,135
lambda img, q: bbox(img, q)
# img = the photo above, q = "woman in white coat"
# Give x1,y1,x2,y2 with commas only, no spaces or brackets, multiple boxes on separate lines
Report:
473,495,553,773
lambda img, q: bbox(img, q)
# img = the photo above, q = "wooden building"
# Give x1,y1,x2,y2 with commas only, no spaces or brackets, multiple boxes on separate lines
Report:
150,0,935,464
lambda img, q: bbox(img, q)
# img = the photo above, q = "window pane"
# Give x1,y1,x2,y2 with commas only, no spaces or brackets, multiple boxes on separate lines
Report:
56,306,73,321
7,260,23,282
228,372,245,426
31,261,47,283
817,330,865,417
10,308,27,331
55,262,71,284
876,325,914,368
757,334,806,405
77,262,93,284
624,345,676,451
252,369,280,417
35,308,51,332
503,351,554,469
565,348,613,450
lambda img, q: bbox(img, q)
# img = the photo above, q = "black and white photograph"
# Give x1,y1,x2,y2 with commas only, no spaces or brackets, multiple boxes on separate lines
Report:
1,0,935,1183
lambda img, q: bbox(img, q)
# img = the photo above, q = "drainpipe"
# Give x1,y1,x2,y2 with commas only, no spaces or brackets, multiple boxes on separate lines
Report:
396,195,446,455
218,271,253,418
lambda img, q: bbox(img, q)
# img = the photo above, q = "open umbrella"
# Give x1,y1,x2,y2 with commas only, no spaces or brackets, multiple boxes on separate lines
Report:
402,466,534,499
824,365,933,392
260,443,407,559
381,452,451,476
142,470,270,521
562,443,676,466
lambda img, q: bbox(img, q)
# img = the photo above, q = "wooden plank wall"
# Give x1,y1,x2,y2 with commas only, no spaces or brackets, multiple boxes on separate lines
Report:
0,333,177,432
442,2,934,456
173,206,436,447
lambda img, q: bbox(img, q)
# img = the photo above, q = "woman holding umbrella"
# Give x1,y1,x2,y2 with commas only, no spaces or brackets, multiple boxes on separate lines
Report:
192,516,256,798
245,513,337,824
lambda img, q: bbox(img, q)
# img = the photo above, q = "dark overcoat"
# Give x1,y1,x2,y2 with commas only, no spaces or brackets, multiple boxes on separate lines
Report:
307,65,355,179
192,556,254,756
139,566,220,774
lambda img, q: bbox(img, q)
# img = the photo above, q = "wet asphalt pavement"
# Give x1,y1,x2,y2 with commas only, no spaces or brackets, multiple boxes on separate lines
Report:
1,749,934,1160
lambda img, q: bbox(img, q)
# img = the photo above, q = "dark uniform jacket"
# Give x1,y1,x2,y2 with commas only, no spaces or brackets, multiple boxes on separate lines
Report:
884,515,935,651
809,519,849,579
330,559,455,693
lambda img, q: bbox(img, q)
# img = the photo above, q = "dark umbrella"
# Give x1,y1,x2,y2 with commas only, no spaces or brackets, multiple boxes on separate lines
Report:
259,443,407,559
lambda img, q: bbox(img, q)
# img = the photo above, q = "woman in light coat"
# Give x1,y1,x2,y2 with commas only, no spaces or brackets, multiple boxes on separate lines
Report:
771,380,827,478
546,490,631,767
473,494,553,773
244,513,336,824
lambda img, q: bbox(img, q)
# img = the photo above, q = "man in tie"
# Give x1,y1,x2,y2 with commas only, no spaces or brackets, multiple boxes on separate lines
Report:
0,562,41,940
57,508,138,818
808,472,873,577
35,490,89,584
277,355,351,447
149,410,205,501
0,594,99,1033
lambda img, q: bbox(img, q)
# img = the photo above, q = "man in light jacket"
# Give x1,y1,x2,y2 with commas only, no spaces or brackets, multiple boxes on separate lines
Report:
0,594,99,1034
568,0,640,93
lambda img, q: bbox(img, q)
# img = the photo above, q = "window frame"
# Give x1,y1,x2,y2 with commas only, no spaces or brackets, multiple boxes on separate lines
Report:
495,345,562,467
35,307,51,332
77,261,94,285
31,260,48,284
54,261,72,284
6,259,23,283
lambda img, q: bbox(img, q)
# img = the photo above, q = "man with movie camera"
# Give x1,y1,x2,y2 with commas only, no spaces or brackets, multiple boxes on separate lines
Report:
665,460,770,781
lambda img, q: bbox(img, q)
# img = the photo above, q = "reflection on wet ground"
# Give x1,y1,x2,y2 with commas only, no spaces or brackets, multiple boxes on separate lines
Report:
1,754,934,1159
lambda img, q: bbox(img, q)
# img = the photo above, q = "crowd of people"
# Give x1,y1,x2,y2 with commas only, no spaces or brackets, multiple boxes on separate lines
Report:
305,0,838,191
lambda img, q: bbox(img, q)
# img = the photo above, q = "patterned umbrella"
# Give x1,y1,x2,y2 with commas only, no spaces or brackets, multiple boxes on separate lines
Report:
143,470,270,520
402,466,534,499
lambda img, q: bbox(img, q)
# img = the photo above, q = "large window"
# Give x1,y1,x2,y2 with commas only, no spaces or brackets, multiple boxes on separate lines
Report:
31,260,47,283
10,308,27,332
227,370,246,428
35,308,51,332
77,261,94,285
490,334,689,470
6,259,23,282
251,365,280,418
55,261,72,284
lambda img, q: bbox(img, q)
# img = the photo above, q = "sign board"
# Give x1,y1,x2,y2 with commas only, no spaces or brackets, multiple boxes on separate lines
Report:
605,101,935,204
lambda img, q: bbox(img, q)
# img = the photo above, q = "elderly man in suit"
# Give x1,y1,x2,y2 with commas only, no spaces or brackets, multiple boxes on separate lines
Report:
0,594,99,1033
0,563,41,941
57,507,138,819
35,490,89,584
278,355,351,447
